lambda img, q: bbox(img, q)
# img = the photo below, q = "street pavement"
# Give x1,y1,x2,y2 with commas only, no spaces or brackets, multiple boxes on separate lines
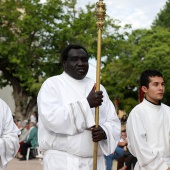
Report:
6,157,117,170
6,158,43,170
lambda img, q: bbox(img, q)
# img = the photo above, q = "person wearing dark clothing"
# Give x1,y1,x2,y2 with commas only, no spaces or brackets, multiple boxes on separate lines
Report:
19,121,38,160
117,149,137,170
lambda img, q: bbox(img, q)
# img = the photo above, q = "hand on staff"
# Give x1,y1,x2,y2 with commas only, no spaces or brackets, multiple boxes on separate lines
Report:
87,85,103,108
91,125,107,142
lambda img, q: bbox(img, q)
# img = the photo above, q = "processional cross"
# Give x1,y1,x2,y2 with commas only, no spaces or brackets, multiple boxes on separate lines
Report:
93,0,106,170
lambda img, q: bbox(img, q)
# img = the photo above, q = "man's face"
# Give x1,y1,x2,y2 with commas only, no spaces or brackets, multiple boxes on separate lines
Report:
64,48,89,80
142,76,165,104
25,124,30,130
121,132,127,140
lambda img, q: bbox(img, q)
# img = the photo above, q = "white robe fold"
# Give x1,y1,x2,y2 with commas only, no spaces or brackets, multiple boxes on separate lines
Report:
127,99,170,170
0,99,20,170
37,72,121,170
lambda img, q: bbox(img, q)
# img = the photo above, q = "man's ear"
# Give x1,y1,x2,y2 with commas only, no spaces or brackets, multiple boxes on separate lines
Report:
141,86,147,93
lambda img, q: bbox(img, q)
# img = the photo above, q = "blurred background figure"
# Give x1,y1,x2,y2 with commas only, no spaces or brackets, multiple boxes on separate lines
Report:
17,121,30,158
19,121,38,160
105,130,127,170
120,115,127,125
16,120,23,131
29,111,38,123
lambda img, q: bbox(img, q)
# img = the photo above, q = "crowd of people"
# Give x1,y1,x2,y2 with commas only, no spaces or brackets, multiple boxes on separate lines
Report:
0,44,170,170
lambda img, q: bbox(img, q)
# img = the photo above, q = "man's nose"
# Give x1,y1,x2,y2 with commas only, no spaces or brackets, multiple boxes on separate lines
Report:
159,84,164,90
78,59,84,65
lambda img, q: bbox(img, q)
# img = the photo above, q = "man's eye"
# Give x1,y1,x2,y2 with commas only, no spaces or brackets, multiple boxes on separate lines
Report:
70,57,78,61
153,83,158,86
82,58,88,62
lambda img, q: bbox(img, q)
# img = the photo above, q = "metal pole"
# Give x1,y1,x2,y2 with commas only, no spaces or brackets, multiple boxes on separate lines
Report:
93,1,106,170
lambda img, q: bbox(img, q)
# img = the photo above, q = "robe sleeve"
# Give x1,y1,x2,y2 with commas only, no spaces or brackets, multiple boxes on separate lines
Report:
0,99,20,168
98,86,121,156
37,79,95,136
126,109,168,170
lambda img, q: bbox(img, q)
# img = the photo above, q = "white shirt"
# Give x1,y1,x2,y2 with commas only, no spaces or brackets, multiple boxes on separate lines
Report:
127,99,170,170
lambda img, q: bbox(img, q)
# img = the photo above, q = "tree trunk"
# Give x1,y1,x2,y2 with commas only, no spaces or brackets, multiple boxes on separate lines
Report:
0,63,37,121
11,79,37,121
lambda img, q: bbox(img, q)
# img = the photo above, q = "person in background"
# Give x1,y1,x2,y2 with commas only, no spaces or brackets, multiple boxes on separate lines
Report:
117,138,137,170
19,121,38,160
37,44,121,170
0,98,20,169
15,120,23,132
17,121,30,159
29,111,38,123
120,115,127,125
105,130,127,170
127,69,170,170
118,154,137,170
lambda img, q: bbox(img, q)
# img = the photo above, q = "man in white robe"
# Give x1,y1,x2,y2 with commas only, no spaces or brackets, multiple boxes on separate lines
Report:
0,98,20,170
37,44,121,170
126,70,170,170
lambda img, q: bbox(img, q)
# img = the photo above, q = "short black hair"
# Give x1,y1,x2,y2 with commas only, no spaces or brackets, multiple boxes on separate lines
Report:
60,44,88,64
140,69,163,88
121,129,126,133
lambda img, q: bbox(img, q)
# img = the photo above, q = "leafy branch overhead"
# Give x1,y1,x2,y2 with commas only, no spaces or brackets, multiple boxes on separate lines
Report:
0,0,170,118
0,0,129,119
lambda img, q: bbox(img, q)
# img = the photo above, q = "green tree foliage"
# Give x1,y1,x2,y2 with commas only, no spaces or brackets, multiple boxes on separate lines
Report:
102,0,170,113
0,0,65,119
101,27,170,113
152,0,170,28
132,28,170,106
0,0,129,119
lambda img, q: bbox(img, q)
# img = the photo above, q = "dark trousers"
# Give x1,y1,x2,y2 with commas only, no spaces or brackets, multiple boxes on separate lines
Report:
125,155,137,167
117,155,137,170
20,142,32,157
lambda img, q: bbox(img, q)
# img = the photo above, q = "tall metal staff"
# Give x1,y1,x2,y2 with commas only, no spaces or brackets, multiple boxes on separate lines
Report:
93,0,106,170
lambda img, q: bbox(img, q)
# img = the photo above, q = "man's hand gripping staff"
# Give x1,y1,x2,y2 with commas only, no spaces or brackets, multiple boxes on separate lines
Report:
87,84,107,142
87,84,103,108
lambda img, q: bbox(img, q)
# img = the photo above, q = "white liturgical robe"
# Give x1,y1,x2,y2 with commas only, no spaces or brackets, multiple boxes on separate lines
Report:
37,72,121,170
0,99,20,170
127,99,170,170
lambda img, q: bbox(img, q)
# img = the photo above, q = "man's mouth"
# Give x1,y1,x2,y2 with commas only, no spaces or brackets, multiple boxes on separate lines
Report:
77,68,86,73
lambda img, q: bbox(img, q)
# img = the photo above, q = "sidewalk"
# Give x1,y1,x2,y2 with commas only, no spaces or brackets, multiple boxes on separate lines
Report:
6,158,43,170
112,160,117,170
6,157,117,170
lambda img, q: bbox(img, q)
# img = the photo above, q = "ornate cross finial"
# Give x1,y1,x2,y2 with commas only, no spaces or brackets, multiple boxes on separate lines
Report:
96,0,106,30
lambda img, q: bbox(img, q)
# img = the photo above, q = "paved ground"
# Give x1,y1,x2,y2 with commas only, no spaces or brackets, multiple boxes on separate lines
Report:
6,157,117,170
112,160,117,170
6,158,43,170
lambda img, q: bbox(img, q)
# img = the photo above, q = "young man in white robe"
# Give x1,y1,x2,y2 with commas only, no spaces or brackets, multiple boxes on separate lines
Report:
37,44,121,170
126,69,170,170
0,98,20,169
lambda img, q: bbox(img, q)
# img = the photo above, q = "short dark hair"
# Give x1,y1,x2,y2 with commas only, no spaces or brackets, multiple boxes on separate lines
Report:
60,44,88,64
121,129,126,133
140,69,163,88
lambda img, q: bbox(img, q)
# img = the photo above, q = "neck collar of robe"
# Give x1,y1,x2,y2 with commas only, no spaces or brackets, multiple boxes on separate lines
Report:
145,98,161,105
62,71,87,84
143,98,161,110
